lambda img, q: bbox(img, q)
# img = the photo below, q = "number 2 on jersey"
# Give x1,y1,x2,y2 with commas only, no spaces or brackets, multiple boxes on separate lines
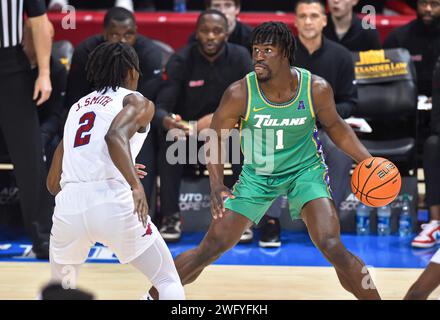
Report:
74,112,96,147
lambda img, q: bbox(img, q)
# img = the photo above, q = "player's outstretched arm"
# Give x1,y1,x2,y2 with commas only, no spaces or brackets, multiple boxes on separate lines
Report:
105,94,155,227
207,79,246,219
47,139,64,196
312,76,371,164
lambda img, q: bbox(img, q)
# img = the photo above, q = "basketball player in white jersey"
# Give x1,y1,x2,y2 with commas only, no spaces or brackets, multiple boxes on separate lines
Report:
404,249,440,300
46,42,185,300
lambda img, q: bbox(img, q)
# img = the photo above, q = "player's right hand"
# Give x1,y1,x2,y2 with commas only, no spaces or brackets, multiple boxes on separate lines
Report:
210,184,235,220
132,184,149,228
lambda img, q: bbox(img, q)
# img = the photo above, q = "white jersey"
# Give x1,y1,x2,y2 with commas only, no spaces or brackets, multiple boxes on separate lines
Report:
61,87,149,188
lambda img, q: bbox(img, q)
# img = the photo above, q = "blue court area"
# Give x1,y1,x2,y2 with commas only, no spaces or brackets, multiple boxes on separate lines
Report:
0,228,438,269
168,231,438,269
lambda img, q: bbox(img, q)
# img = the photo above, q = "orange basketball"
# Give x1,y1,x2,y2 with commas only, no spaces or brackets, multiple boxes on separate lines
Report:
351,157,401,207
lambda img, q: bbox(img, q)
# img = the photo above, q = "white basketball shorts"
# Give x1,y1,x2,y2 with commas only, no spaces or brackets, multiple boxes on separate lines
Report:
431,248,440,265
50,180,158,265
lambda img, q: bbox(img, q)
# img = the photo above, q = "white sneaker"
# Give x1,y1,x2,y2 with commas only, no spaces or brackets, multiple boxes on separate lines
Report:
411,220,440,248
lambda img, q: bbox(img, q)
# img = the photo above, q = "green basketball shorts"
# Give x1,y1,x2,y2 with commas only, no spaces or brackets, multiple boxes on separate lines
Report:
224,164,333,223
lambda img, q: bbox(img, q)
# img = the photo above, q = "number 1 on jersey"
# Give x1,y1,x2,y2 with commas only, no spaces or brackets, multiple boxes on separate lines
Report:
74,112,96,147
276,129,284,150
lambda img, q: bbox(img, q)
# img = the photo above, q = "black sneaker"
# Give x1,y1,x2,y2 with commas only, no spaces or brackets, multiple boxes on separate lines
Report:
160,213,182,242
259,218,281,248
239,228,254,244
33,241,49,260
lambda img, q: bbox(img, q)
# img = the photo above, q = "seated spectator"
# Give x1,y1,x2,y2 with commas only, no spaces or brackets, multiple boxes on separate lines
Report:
189,0,254,243
65,7,162,105
412,56,440,248
22,21,67,169
384,0,440,98
188,0,253,52
64,7,163,205
324,0,382,51
259,0,357,248
156,10,252,242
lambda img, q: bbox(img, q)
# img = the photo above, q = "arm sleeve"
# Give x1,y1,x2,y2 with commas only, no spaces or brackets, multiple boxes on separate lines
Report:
335,101,357,119
24,0,46,17
152,54,186,126
334,53,358,119
159,54,186,112
136,39,163,101
64,45,92,110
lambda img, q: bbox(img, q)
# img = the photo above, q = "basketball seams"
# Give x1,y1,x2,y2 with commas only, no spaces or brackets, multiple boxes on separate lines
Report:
365,172,400,197
359,192,399,200
359,158,388,198
356,158,387,203
351,157,401,207
351,180,362,194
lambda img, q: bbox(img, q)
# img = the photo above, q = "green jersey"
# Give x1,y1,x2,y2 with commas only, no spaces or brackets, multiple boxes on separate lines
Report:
240,68,326,176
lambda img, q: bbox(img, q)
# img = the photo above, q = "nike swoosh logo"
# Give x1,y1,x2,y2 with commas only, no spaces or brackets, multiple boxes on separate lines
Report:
253,106,266,112
365,158,375,169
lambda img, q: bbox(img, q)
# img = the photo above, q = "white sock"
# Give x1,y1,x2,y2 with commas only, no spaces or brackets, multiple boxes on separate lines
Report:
49,250,81,290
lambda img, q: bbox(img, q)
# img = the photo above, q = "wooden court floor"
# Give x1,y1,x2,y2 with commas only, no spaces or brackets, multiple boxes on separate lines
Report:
0,262,439,300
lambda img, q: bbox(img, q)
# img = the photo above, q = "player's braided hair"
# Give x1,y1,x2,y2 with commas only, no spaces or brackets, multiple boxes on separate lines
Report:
251,22,296,66
86,42,141,94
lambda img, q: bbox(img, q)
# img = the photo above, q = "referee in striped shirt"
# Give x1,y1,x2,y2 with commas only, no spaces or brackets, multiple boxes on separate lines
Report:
0,0,54,259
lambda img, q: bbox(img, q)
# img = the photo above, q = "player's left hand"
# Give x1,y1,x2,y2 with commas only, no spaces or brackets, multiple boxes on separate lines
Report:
135,163,147,179
33,73,52,106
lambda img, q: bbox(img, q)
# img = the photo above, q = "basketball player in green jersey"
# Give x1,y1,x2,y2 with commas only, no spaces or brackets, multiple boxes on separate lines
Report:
150,21,380,300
